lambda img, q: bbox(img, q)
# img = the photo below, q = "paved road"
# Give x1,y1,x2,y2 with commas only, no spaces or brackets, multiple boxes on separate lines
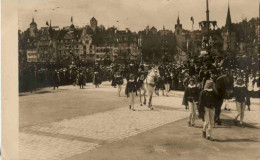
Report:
19,81,260,160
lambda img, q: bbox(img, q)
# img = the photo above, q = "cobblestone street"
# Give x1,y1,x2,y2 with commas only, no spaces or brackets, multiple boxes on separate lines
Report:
19,82,260,160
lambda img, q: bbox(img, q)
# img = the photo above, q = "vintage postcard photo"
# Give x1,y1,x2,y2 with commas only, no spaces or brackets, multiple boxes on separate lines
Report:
3,0,260,159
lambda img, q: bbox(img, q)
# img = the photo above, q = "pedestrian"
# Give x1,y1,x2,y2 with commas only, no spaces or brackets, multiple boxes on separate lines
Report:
126,74,138,111
116,72,124,97
253,72,260,98
199,80,216,141
137,73,147,106
233,78,248,127
78,71,85,89
164,71,171,96
111,72,117,88
52,69,60,90
246,73,254,111
184,78,200,127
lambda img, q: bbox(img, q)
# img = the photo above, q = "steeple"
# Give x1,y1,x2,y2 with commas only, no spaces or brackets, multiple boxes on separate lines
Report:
225,1,232,30
30,17,36,25
177,12,180,24
29,17,37,37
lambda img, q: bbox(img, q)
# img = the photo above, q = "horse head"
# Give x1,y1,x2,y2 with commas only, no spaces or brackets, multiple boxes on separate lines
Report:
214,75,234,100
146,68,160,84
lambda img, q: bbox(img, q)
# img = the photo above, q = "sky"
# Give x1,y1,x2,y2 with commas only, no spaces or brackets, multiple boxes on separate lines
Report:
18,0,259,32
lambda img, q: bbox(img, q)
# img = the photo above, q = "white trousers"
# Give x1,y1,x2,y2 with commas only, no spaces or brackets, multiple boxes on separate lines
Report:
118,85,122,96
203,107,215,137
129,92,136,109
235,101,246,124
164,83,170,95
188,101,197,125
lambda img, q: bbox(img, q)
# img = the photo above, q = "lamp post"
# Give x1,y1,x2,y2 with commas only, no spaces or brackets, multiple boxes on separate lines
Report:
199,0,217,56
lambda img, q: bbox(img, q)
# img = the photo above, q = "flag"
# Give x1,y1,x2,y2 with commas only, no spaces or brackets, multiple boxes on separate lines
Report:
46,21,49,26
190,17,194,24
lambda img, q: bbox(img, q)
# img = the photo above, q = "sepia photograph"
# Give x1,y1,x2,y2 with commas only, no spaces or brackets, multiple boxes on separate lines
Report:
7,0,260,159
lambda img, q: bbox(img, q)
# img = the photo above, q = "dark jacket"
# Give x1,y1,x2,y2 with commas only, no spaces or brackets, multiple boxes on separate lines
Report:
233,86,248,103
198,89,217,112
184,85,200,103
126,80,138,95
78,73,85,85
137,76,145,89
116,76,124,85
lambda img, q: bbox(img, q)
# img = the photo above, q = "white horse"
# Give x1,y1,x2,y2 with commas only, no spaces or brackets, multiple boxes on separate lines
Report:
144,68,160,110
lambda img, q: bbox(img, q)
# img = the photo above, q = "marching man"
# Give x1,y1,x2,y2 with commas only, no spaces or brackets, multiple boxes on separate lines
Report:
115,72,124,97
126,74,138,111
184,78,200,127
233,78,248,127
199,80,216,141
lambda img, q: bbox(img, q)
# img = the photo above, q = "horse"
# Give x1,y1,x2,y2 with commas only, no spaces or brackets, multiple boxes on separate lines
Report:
198,74,234,125
144,67,160,110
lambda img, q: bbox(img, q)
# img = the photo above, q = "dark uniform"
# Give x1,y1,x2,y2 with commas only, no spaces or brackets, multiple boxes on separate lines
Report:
78,71,85,89
199,80,217,140
233,79,248,127
126,75,138,111
184,81,200,126
52,70,60,90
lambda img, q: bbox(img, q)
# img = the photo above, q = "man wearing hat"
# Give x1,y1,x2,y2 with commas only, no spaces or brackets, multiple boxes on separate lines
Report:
199,80,216,141
184,78,200,127
233,78,248,127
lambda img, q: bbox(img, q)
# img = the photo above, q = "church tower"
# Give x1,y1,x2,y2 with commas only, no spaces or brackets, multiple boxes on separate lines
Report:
222,3,236,52
175,14,182,36
175,14,184,48
29,17,37,37
90,17,98,31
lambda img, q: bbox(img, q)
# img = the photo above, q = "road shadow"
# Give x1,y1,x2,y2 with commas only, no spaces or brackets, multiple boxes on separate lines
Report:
221,117,259,129
19,90,53,96
215,138,260,143
135,109,160,112
155,105,186,111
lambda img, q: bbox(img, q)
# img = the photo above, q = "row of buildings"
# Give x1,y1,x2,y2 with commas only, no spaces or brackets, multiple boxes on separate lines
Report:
19,4,260,65
19,17,141,65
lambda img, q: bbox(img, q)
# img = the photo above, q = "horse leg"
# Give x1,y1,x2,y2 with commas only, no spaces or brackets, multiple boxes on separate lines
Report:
143,88,147,105
148,95,152,107
214,100,223,125
149,95,154,110
139,89,143,106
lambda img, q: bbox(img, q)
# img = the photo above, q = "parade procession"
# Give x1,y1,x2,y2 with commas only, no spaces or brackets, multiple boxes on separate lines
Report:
12,0,260,160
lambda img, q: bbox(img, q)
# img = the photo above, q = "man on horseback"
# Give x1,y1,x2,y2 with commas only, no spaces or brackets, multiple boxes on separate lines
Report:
144,66,160,110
